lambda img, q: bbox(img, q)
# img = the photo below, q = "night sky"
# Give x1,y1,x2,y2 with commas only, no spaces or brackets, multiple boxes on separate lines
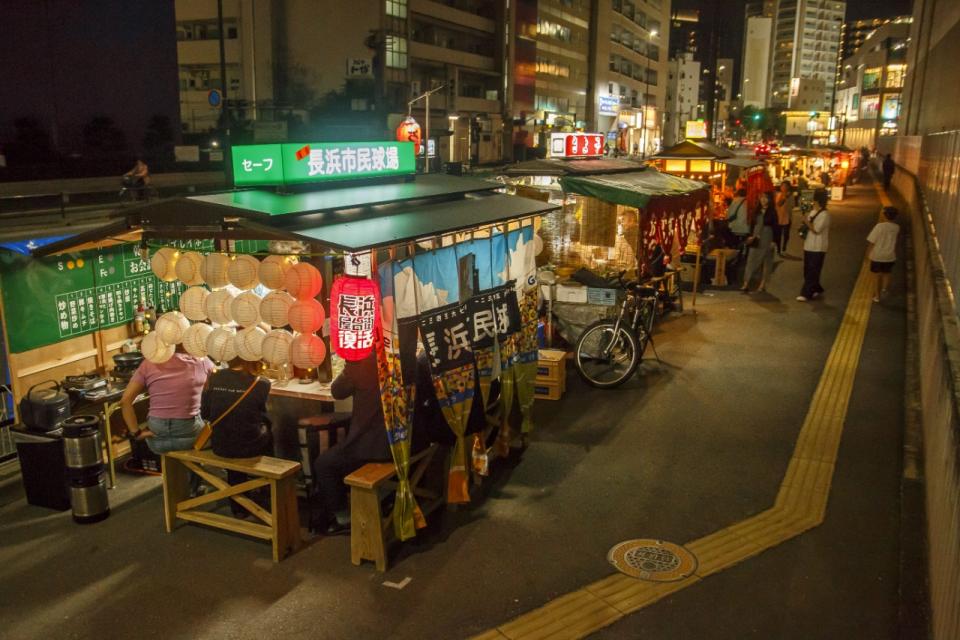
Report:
0,0,179,154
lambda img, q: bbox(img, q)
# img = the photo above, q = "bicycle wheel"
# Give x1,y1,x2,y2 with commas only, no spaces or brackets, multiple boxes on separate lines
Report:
636,301,655,356
575,320,640,388
672,274,684,313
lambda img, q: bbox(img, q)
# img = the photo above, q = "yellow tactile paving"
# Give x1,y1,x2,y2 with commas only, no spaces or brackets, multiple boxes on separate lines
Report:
475,233,879,639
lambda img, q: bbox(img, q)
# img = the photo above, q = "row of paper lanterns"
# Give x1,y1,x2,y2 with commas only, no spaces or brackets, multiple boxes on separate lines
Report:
143,248,327,369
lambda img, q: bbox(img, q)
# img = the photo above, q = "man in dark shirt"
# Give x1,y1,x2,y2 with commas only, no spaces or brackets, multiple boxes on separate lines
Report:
882,154,896,190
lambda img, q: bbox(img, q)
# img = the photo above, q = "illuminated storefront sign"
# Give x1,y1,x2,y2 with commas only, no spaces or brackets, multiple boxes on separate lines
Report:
550,133,604,158
598,94,620,117
685,120,708,139
232,141,416,187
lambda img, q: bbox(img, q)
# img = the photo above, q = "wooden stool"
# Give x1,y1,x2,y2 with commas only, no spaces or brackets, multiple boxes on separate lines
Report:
162,449,302,562
344,444,446,571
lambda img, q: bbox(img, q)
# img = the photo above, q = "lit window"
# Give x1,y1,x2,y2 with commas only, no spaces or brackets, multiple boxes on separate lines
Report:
385,35,407,69
386,0,407,18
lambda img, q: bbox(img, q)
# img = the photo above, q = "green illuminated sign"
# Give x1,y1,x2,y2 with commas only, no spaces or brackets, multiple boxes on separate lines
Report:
232,141,416,187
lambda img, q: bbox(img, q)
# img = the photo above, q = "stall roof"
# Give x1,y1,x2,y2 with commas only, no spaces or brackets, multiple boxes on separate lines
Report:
187,174,497,219
653,140,734,160
559,167,708,210
717,156,766,168
33,176,558,257
501,157,646,176
240,192,556,251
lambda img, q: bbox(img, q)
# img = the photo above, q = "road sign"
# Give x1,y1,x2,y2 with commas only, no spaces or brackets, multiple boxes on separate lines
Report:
208,90,223,108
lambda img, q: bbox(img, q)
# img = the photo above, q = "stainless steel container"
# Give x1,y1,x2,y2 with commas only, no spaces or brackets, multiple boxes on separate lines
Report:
70,472,110,524
62,415,102,472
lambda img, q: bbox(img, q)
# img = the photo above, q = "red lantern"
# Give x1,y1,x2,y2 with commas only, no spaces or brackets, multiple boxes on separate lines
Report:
396,116,422,155
330,275,381,361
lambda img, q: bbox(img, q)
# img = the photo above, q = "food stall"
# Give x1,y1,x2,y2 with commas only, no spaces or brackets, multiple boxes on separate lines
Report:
2,140,557,540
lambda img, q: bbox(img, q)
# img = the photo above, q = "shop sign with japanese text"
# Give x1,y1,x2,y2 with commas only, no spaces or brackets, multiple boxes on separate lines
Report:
232,141,416,187
550,133,604,158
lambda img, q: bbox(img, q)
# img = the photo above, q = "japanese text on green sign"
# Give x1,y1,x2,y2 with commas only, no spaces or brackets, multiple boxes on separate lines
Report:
232,141,416,187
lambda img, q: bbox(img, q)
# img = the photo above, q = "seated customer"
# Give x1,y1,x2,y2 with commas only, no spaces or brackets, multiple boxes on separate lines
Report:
200,357,272,517
313,353,392,535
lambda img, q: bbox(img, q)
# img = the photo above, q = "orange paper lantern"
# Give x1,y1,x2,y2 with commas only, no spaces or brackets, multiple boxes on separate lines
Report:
288,298,326,334
283,262,323,300
396,116,422,155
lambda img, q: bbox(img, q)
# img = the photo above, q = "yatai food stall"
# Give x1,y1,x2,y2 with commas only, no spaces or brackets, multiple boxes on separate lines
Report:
2,140,557,541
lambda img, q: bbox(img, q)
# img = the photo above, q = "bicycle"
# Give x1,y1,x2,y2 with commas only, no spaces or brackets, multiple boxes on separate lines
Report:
119,177,157,203
574,271,660,389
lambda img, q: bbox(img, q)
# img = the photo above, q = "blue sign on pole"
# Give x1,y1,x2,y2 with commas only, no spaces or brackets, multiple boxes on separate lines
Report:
208,89,223,108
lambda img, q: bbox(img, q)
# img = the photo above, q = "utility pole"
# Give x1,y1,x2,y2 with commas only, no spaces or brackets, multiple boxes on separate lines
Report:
409,86,444,173
217,0,233,187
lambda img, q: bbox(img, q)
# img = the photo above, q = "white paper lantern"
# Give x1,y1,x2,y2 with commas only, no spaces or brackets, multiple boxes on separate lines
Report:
533,234,544,256
155,311,190,344
205,288,236,325
141,331,174,364
235,326,267,362
259,255,297,290
288,298,326,334
182,322,213,358
260,291,295,327
174,251,205,285
290,333,327,369
150,247,180,282
227,254,261,290
200,253,231,289
283,262,323,300
206,327,237,363
179,286,209,321
261,329,293,365
231,291,262,327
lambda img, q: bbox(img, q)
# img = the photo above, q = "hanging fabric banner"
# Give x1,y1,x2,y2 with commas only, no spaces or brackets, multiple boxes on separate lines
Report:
505,226,539,435
375,261,422,540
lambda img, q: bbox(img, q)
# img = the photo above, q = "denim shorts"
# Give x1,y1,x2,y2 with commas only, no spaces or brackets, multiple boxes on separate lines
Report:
146,415,203,454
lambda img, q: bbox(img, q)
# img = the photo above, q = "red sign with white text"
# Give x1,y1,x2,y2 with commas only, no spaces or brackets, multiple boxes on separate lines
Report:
551,133,604,158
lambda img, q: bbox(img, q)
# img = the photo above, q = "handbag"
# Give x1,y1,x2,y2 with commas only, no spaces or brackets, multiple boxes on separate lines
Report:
798,210,822,239
193,375,260,451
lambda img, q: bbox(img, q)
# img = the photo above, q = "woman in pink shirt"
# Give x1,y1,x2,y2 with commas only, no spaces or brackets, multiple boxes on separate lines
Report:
121,346,215,454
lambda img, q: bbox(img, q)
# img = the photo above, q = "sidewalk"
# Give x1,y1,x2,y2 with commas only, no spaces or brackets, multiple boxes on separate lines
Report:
0,182,915,639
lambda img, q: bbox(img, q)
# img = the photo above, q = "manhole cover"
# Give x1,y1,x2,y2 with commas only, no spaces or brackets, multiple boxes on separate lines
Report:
607,539,698,582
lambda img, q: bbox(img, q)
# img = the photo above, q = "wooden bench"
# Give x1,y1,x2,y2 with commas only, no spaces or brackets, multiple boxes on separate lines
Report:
162,449,303,562
344,443,446,571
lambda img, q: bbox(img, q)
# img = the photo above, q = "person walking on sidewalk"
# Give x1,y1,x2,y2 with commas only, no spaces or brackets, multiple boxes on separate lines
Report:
797,188,831,302
774,182,795,255
741,191,777,293
867,206,901,302
882,154,895,190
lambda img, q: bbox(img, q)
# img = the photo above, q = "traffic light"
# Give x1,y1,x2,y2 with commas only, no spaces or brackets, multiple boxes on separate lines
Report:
753,113,761,122
735,119,742,126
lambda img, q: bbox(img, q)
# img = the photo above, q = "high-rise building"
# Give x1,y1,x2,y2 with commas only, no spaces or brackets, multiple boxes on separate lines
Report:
669,9,698,59
769,0,846,111
744,0,776,18
741,15,773,108
714,57,734,136
835,16,912,113
590,0,671,157
532,0,591,127
664,52,700,146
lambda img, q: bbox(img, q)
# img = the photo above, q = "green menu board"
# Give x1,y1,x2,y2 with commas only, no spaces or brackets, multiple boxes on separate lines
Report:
0,242,202,353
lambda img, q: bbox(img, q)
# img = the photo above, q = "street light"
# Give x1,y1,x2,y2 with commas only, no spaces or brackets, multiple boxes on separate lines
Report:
409,85,444,174
640,28,658,159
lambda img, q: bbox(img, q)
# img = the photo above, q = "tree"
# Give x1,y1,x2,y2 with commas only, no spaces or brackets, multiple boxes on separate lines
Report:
82,116,127,159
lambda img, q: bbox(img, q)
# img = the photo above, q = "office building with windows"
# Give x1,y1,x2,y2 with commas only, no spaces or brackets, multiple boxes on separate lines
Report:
591,0,671,157
834,19,910,150
769,0,846,111
664,51,700,146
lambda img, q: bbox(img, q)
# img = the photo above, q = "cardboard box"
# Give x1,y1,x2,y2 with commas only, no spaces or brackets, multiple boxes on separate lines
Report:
537,349,567,390
534,380,563,401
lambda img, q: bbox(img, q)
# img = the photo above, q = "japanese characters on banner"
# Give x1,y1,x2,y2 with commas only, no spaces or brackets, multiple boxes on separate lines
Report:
420,302,474,372
329,276,381,361
465,284,522,349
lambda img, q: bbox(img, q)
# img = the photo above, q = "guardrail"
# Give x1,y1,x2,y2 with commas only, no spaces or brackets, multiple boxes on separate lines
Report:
890,157,960,640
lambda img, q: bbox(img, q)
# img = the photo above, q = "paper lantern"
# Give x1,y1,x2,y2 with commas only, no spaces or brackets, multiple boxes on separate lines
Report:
227,254,261,290
141,331,174,364
155,311,190,344
533,234,544,256
204,288,236,325
262,329,293,365
329,275,380,361
396,116,422,154
290,333,327,369
259,255,297,290
231,291,262,327
235,326,267,362
182,322,213,358
283,262,323,300
179,286,210,321
206,327,237,363
288,298,326,334
150,247,180,282
174,251,204,285
200,253,231,289
260,291,295,327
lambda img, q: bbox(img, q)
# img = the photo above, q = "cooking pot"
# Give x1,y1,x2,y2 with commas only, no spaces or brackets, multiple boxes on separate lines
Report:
113,352,144,369
19,380,70,432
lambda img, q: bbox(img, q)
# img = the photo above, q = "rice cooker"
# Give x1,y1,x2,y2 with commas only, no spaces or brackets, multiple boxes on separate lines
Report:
19,380,70,432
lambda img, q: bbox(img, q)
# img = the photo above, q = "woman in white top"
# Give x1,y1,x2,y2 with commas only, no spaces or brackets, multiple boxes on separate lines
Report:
866,206,900,302
797,188,831,302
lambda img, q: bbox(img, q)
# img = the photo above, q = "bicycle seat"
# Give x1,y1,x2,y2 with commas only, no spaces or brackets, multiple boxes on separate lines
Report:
626,282,657,296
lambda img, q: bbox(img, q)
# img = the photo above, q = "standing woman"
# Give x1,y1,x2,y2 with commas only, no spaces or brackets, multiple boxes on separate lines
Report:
121,344,214,453
741,191,777,293
774,182,795,255
797,188,831,302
